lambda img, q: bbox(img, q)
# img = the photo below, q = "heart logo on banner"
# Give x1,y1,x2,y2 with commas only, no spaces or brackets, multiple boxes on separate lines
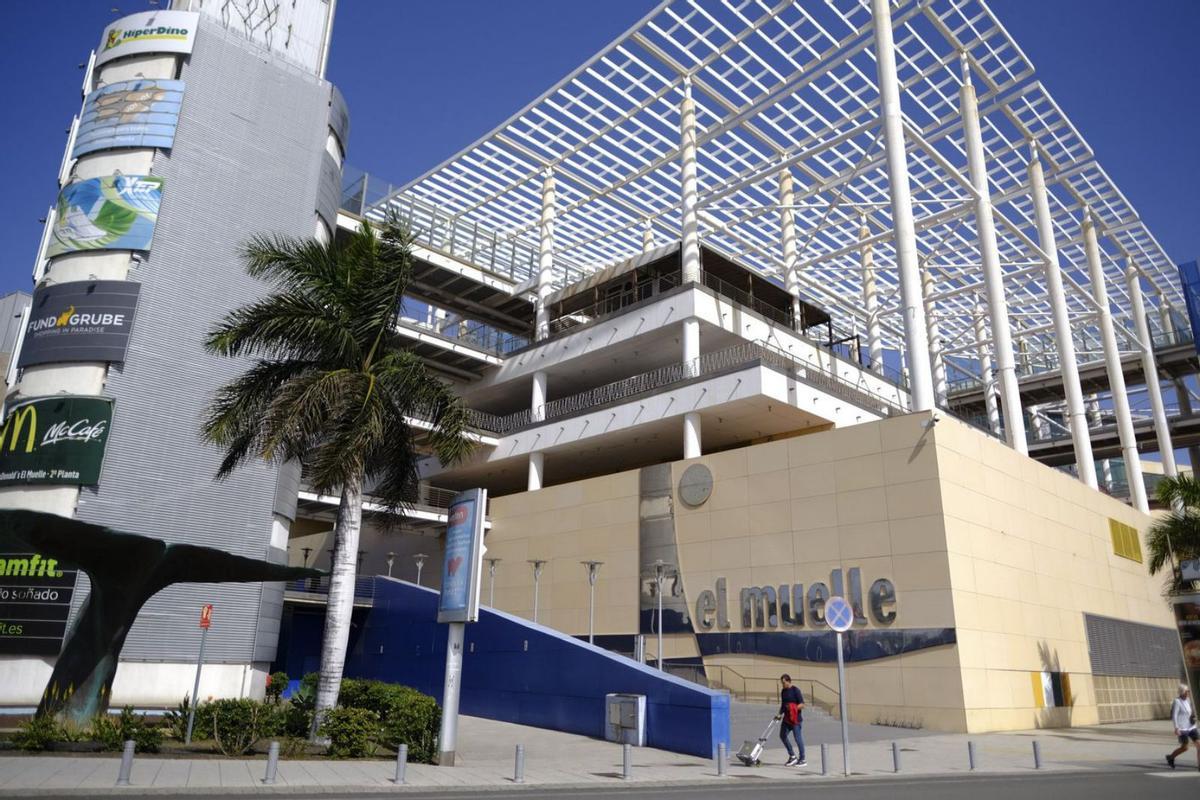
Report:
448,556,464,576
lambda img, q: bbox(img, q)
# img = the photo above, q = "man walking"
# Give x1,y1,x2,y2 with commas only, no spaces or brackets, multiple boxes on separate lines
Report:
1166,683,1199,770
774,673,806,766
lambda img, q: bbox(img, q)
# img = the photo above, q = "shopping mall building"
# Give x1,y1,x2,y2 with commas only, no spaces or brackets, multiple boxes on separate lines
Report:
0,0,1194,733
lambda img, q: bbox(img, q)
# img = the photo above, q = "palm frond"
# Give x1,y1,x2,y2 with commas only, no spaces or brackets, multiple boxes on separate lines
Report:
206,292,359,364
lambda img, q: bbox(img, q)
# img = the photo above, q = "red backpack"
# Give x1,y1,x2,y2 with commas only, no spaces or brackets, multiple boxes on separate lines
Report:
785,701,800,726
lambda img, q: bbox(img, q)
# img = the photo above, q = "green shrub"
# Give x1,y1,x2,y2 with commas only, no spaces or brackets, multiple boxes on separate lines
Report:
208,698,275,756
267,671,289,703
13,716,61,751
91,707,163,753
164,696,212,741
379,688,441,765
320,706,380,758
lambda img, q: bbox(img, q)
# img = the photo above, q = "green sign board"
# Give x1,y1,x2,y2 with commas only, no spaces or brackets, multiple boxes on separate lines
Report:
0,396,113,486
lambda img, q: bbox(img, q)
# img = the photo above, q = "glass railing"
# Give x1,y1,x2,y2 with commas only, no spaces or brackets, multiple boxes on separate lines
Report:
397,314,529,357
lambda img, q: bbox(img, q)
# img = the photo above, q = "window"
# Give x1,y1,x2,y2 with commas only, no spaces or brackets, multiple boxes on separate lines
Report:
1109,519,1143,563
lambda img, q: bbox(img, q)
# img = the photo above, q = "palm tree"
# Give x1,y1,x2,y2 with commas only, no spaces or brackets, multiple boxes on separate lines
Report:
202,213,472,734
1147,474,1200,592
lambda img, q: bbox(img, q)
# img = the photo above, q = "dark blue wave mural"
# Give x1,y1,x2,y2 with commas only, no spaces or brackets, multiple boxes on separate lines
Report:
696,627,956,663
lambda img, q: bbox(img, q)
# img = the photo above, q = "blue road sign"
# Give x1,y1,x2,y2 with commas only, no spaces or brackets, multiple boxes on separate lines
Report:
826,595,854,632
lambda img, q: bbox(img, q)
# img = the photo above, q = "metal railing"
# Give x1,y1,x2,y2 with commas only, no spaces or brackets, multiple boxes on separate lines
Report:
700,272,793,328
285,574,375,600
705,665,840,717
547,273,683,336
468,339,906,436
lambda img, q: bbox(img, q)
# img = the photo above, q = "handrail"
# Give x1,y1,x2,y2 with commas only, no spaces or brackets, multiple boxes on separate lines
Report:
705,664,841,717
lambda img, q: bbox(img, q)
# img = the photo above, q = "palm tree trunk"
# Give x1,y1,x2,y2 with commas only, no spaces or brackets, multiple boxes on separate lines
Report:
310,472,364,740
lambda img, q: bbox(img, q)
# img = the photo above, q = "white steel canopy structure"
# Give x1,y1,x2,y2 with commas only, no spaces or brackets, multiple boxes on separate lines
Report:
362,0,1186,484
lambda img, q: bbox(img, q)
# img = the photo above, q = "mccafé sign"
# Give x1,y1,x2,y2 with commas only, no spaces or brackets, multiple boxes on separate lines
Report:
0,396,113,487
694,567,898,630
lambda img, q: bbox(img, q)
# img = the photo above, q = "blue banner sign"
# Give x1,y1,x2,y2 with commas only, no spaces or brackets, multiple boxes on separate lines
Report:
73,79,185,158
437,489,487,624
1179,261,1200,355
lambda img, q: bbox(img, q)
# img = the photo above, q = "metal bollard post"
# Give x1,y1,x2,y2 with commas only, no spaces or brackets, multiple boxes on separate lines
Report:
262,741,279,785
622,742,632,780
116,740,134,786
892,741,900,773
514,744,525,784
716,742,727,777
968,740,977,771
820,743,828,776
393,743,408,784
1032,739,1042,769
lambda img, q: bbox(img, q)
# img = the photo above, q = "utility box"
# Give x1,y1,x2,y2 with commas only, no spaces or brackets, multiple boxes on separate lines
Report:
605,693,646,746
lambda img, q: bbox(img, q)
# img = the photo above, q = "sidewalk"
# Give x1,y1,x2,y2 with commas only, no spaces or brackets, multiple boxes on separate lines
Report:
0,708,1193,795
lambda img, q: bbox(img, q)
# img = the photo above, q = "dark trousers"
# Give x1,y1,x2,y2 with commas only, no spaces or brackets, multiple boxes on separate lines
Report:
780,722,805,760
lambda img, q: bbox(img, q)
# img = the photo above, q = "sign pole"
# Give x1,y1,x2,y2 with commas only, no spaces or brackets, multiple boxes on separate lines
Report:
439,622,465,765
836,629,849,777
184,604,213,745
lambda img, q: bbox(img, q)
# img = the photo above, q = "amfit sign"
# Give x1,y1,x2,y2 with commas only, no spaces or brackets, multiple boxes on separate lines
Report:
0,396,113,487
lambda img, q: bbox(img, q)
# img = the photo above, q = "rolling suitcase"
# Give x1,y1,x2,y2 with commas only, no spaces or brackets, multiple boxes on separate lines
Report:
735,716,778,766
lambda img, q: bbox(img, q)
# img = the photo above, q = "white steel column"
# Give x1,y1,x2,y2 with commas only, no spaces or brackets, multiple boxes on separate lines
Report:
535,170,555,341
922,264,947,405
683,317,701,458
960,58,1026,453
528,370,548,491
1083,209,1148,512
860,217,883,371
871,0,934,411
679,78,700,285
1127,259,1178,477
779,169,801,327
643,219,653,252
1028,147,1096,488
973,300,1001,435
1088,395,1114,491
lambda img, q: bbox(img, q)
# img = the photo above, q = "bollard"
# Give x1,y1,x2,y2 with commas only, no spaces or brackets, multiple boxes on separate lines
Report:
514,744,525,784
891,741,900,773
968,740,977,771
622,742,632,780
820,743,828,776
115,740,134,786
393,743,408,784
1032,739,1042,770
262,741,279,785
717,742,727,777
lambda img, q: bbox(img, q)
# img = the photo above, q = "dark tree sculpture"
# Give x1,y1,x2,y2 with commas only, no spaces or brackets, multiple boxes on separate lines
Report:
0,509,321,724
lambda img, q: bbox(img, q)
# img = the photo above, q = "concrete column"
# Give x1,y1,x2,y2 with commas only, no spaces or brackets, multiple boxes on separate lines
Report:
527,370,548,491
1088,395,1114,491
779,169,801,328
642,219,653,252
1030,405,1047,441
860,217,883,371
870,0,934,411
1127,259,1178,477
683,318,701,458
973,300,1001,435
527,452,544,492
679,79,700,285
922,263,947,406
535,170,555,341
960,58,1026,453
1083,209,1148,512
1028,147,1096,488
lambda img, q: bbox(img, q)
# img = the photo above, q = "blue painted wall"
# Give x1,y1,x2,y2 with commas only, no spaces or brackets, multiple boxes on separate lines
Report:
344,577,730,758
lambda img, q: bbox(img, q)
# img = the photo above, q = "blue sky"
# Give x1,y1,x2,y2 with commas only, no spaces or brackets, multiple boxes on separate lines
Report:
1,0,1197,297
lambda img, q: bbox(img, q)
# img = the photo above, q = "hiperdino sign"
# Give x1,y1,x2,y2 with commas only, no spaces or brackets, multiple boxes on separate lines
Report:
96,10,199,66
694,568,897,630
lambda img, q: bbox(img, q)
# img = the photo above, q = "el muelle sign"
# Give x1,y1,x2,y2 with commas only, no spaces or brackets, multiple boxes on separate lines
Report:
0,540,78,657
18,281,140,368
0,396,113,487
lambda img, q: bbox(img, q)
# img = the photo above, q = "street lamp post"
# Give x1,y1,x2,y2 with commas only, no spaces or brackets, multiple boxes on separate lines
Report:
527,559,546,623
413,553,428,586
485,557,502,607
581,560,604,645
385,552,395,578
653,559,673,671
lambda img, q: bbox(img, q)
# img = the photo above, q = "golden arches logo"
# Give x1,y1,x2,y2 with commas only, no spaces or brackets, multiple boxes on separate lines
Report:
1,406,37,454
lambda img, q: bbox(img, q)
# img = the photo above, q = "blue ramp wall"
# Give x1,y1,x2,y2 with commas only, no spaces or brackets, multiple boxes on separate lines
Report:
344,577,730,759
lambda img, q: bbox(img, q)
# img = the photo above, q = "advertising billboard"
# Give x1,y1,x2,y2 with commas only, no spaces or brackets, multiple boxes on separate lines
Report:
72,79,184,158
0,396,113,487
47,176,162,257
437,489,487,624
18,281,140,368
1174,592,1200,699
96,10,199,67
0,537,78,657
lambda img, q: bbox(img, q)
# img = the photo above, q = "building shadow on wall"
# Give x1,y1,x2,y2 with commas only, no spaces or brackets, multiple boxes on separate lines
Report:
1034,640,1074,729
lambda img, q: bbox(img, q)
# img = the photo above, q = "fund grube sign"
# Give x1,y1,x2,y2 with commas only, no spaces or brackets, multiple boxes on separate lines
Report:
47,177,162,257
0,540,77,656
96,10,199,66
72,80,185,158
18,281,140,368
0,396,113,487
